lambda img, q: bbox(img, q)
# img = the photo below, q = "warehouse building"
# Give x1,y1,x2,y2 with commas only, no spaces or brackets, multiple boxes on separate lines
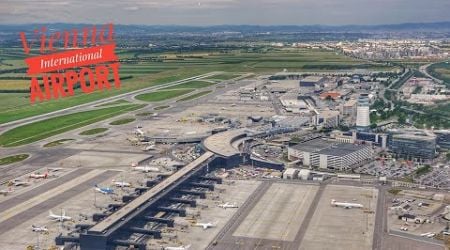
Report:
288,138,374,170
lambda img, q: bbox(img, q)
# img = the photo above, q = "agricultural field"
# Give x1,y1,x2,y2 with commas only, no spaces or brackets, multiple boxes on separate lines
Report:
135,89,193,102
0,47,397,124
0,104,145,147
0,80,30,90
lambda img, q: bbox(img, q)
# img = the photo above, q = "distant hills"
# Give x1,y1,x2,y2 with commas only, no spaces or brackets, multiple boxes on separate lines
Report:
1,21,450,33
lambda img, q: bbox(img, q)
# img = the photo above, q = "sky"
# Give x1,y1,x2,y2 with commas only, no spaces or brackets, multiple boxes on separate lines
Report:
1,0,450,26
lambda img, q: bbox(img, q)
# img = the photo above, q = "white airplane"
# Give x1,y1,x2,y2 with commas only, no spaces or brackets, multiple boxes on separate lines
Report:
10,180,30,187
164,245,191,250
113,180,131,188
194,222,216,230
330,199,363,209
218,202,238,209
143,145,155,151
30,171,48,179
0,187,13,196
135,128,145,136
49,210,72,222
420,232,435,238
94,185,114,195
31,225,49,233
132,165,160,173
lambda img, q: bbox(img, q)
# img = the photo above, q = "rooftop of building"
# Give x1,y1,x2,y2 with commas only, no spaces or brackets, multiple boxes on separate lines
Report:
319,143,369,157
290,138,370,156
301,76,325,83
290,138,336,152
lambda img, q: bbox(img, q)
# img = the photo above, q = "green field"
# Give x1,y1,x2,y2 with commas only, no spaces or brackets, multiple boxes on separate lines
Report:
79,128,109,135
163,80,215,90
428,62,450,85
109,117,136,125
154,105,169,110
205,74,239,80
135,89,194,102
0,48,398,124
177,90,213,102
0,154,29,165
95,99,130,107
0,104,144,147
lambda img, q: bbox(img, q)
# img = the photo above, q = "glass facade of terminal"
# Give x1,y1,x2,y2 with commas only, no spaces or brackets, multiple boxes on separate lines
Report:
387,134,436,160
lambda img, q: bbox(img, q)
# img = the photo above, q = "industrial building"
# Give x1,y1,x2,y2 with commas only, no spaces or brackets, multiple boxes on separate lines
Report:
387,129,436,161
299,76,325,94
341,99,357,125
434,130,450,150
288,138,374,170
314,110,340,128
356,93,370,130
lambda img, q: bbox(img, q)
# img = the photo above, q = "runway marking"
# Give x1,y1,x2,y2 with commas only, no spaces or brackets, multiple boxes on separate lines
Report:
0,169,105,223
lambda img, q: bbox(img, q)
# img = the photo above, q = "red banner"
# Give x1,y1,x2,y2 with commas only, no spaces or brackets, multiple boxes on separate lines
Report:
24,44,118,75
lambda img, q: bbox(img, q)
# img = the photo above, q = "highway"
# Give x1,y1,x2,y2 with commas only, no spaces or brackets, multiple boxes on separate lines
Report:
418,63,445,84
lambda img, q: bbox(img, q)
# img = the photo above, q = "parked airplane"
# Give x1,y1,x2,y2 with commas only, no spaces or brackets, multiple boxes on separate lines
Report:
49,210,72,222
10,180,30,186
113,181,131,188
0,187,13,196
218,202,238,209
30,171,48,179
194,222,216,230
31,225,49,233
420,232,435,238
135,128,145,137
94,185,114,195
143,145,155,151
164,244,191,250
330,199,363,209
132,165,160,173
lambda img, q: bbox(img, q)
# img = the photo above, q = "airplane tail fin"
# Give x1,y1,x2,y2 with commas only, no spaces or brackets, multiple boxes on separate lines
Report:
49,210,55,216
62,209,66,217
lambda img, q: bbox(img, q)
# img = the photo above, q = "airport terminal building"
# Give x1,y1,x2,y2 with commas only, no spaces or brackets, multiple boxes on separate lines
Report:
288,138,374,170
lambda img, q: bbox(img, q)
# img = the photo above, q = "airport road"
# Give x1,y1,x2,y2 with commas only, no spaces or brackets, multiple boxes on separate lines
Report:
290,183,325,248
0,170,117,235
0,168,91,211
